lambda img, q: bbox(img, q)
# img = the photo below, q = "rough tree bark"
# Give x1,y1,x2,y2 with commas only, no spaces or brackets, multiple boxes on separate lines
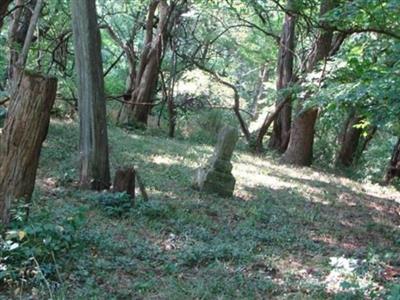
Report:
268,0,296,153
281,0,337,166
0,72,57,225
385,138,400,184
118,0,171,127
336,112,363,167
71,0,110,190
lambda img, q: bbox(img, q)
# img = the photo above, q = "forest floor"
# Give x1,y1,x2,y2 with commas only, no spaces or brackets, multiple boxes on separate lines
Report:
7,120,400,299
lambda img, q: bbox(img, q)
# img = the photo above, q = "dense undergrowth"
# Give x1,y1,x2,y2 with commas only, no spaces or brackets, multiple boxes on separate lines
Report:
1,119,399,299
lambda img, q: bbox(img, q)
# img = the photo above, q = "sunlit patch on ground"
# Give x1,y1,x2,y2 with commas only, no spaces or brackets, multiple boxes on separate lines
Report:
18,121,400,298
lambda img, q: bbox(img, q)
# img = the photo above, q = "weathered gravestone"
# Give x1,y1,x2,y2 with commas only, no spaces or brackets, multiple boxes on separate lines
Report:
193,125,238,197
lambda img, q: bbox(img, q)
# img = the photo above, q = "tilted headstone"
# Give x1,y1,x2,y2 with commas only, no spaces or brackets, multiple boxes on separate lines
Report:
193,125,238,197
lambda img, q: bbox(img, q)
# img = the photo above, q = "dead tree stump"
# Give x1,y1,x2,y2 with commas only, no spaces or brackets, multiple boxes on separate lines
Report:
113,167,135,201
0,72,57,225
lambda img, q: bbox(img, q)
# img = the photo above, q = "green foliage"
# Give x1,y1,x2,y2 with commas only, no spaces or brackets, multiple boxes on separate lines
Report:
387,284,400,300
1,0,400,297
88,192,133,217
177,109,238,144
0,202,86,287
1,120,396,298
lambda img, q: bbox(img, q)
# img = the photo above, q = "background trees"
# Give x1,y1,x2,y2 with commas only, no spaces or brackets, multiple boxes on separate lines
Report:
0,0,400,297
1,0,399,192
0,0,399,219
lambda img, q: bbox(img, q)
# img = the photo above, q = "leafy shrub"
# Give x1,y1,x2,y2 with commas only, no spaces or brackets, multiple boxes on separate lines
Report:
0,204,86,287
135,200,177,220
88,192,133,217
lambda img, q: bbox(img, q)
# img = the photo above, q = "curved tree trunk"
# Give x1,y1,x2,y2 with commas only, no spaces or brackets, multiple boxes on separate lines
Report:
268,0,296,153
281,0,337,166
71,0,110,190
355,125,377,163
385,138,400,184
336,112,363,167
0,72,57,225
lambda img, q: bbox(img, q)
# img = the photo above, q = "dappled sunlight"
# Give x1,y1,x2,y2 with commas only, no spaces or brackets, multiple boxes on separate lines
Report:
151,154,185,167
23,121,400,298
324,256,379,295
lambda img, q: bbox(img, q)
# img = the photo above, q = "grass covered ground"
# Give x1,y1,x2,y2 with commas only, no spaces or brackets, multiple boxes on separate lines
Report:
2,120,400,299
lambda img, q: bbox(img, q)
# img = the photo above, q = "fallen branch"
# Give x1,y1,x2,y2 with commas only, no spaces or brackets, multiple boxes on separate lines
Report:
106,95,162,107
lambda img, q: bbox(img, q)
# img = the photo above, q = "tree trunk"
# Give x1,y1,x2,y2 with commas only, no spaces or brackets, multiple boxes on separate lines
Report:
269,3,296,153
8,0,38,82
168,36,179,138
280,108,318,166
281,0,337,166
71,0,110,190
336,113,363,167
355,125,377,163
0,72,57,225
385,138,400,184
118,0,170,127
167,89,176,138
253,95,291,153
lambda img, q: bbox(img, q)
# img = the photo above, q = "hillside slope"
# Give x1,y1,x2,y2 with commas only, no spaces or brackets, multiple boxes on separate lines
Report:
5,120,400,299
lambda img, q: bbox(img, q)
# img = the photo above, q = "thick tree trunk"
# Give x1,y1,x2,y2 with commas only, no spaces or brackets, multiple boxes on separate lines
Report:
269,4,296,153
280,108,318,166
118,0,170,127
355,125,377,163
71,0,110,190
132,55,160,125
269,102,292,152
255,0,296,152
0,72,57,225
385,138,400,184
336,113,363,167
281,0,337,166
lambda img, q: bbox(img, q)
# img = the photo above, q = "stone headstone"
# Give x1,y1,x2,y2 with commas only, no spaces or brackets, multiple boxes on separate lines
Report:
193,125,238,197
